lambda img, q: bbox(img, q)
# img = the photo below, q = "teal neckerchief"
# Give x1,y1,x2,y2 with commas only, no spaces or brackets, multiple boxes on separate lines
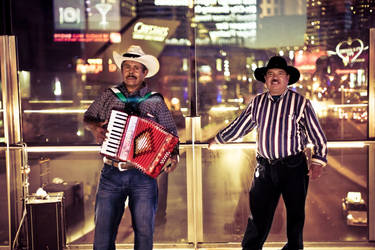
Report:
111,87,153,104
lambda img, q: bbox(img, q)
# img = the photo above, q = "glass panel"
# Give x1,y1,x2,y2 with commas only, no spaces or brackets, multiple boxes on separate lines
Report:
203,147,256,242
196,2,369,142
27,149,187,244
27,151,101,243
13,1,189,145
202,146,368,242
0,148,9,245
10,0,374,247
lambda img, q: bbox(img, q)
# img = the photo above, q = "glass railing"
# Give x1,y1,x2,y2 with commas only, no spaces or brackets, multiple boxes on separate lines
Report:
0,141,369,248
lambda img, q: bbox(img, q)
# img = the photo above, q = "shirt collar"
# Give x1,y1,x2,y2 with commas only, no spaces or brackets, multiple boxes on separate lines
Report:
118,82,150,97
267,88,289,102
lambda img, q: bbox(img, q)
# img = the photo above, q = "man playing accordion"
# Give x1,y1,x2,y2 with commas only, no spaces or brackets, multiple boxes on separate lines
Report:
84,45,179,250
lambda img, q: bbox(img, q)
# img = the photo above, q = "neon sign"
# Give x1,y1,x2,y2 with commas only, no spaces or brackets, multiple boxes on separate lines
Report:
132,22,169,42
59,7,81,24
53,0,120,31
76,58,103,74
155,0,189,6
53,32,121,43
193,0,257,44
54,0,85,30
328,38,368,66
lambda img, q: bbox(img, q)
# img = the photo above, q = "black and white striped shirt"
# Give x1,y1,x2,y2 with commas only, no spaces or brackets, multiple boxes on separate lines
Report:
215,88,327,166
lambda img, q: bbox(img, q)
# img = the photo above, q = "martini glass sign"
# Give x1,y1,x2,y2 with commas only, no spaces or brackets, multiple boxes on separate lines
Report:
95,1,112,26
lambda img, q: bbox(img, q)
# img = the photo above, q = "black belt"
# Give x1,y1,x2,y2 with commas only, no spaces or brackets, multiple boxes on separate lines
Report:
103,157,134,171
256,152,305,166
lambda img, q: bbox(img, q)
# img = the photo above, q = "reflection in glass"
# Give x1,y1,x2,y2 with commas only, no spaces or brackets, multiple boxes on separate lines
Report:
8,0,374,246
202,146,368,242
26,149,187,244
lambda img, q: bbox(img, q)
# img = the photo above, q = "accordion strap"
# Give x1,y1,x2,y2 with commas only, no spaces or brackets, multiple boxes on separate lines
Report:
111,87,160,104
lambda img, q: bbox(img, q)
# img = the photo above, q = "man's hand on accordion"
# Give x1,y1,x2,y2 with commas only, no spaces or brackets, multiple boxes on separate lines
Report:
87,120,108,144
165,154,179,173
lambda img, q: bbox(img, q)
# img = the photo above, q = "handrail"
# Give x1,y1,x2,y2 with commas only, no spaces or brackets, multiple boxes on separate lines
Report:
0,140,374,152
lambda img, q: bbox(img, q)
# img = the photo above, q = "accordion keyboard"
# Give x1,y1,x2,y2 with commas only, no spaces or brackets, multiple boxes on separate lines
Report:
101,110,128,157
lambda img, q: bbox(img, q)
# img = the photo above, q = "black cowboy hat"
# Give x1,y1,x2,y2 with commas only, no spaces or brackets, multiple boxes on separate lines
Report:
254,56,300,85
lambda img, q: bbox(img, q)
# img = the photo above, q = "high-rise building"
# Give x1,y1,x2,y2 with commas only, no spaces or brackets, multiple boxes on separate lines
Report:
256,0,306,48
259,0,305,17
351,0,375,44
306,0,353,51
121,0,137,17
305,0,375,51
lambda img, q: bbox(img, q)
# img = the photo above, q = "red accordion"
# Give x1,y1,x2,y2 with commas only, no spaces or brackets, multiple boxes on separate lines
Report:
100,110,179,178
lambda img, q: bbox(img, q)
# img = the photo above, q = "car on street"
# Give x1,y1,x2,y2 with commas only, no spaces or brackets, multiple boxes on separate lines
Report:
341,191,368,227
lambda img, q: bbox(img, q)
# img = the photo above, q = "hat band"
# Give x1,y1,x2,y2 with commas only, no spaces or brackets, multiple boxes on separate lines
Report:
122,53,141,58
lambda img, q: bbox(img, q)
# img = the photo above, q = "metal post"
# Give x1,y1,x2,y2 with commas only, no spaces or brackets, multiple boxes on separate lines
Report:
187,1,198,118
0,35,23,248
368,28,375,242
185,1,204,247
185,117,203,247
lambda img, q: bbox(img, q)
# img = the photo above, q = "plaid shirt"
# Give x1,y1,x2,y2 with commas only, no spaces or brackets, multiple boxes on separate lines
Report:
84,83,178,149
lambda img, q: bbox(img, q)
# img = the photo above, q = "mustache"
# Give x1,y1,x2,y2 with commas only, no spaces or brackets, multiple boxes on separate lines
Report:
126,74,137,79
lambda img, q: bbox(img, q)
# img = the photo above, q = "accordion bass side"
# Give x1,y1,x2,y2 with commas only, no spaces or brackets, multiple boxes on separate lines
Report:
100,110,179,178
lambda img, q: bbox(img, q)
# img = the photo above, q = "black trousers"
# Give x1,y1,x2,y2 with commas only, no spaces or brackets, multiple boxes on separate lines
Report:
242,152,309,250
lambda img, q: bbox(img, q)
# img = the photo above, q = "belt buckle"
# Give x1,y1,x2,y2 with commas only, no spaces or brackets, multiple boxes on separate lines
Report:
118,161,129,171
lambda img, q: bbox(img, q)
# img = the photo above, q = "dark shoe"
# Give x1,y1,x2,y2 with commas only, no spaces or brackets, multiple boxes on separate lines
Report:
281,243,303,250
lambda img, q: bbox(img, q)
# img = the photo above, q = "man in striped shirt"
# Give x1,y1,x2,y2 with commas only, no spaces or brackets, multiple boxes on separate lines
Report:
209,56,327,250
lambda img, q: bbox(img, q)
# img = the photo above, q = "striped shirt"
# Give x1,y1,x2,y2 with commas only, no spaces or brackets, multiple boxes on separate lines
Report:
215,88,327,166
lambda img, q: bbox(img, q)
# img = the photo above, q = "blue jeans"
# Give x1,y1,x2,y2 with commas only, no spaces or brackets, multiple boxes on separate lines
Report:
94,164,158,250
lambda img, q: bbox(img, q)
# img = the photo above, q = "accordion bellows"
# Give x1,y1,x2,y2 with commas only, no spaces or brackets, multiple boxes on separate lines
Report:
100,110,179,178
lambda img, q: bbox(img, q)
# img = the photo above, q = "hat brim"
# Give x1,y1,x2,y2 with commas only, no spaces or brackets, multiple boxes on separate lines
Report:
254,66,300,85
113,51,160,78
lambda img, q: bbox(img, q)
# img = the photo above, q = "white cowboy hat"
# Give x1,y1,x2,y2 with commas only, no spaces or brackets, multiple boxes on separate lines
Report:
113,45,160,78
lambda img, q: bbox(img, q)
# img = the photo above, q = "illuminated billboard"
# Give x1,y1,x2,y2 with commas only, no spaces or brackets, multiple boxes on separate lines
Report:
132,22,170,42
53,0,120,31
88,0,120,30
194,0,306,48
154,0,189,6
54,0,85,30
194,0,257,45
